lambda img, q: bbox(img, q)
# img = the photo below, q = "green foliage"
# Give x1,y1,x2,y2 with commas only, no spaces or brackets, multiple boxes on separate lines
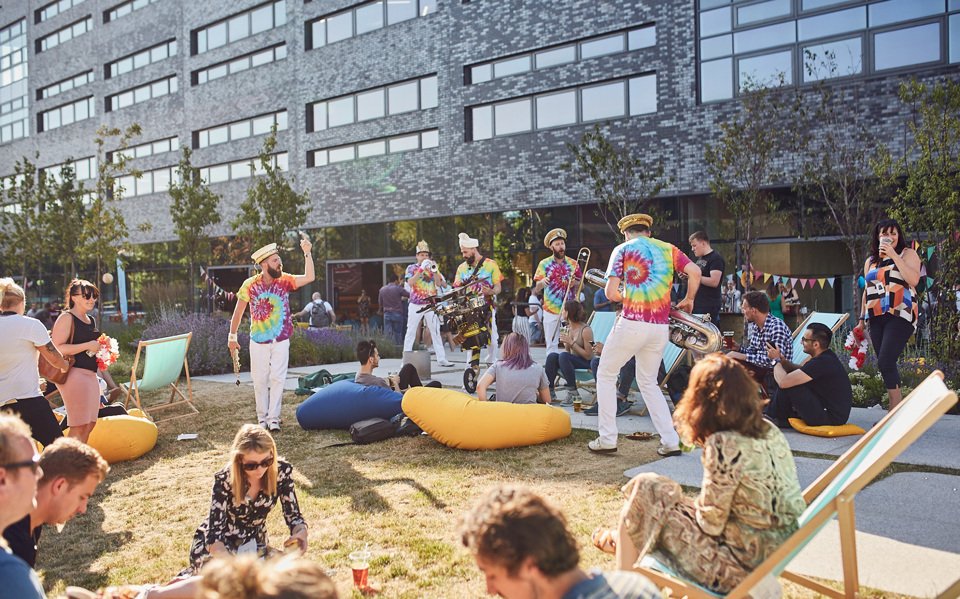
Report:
890,80,960,379
168,146,221,311
41,163,88,285
81,123,142,284
704,76,795,277
232,126,308,253
1,154,50,282
561,123,671,238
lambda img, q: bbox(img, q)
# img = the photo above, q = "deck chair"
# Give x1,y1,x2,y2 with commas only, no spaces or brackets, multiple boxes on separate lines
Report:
635,370,958,599
122,332,197,423
789,311,849,364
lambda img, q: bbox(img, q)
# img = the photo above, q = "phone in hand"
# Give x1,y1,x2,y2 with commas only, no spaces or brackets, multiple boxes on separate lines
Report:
765,341,776,350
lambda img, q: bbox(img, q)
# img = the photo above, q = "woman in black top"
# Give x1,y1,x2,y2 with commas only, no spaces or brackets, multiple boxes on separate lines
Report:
52,279,103,443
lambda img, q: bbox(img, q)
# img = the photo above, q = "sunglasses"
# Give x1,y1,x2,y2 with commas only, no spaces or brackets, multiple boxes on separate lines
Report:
241,456,274,471
71,289,98,300
2,453,41,474
801,336,815,343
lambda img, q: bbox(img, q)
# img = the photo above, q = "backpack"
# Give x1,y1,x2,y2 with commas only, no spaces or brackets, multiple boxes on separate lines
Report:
309,301,331,327
349,418,397,444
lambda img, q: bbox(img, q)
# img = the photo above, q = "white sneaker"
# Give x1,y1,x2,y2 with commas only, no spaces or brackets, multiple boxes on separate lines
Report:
438,360,455,367
588,437,617,453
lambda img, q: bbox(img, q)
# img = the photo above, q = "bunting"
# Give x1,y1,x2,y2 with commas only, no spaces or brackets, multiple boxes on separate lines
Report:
199,267,237,302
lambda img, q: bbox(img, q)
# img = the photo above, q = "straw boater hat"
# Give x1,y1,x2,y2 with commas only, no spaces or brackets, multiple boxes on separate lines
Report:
416,240,430,254
251,243,279,264
543,228,567,248
617,213,653,234
458,232,479,249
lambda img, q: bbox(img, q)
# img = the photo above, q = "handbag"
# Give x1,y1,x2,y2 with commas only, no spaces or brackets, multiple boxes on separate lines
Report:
38,315,76,385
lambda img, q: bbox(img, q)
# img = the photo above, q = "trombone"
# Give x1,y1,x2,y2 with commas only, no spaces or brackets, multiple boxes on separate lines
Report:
550,247,591,344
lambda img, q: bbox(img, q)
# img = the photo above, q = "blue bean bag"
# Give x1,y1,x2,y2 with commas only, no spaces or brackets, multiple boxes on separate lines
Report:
296,380,403,430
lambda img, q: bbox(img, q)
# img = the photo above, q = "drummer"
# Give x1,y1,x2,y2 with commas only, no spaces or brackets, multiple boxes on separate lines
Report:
453,232,504,363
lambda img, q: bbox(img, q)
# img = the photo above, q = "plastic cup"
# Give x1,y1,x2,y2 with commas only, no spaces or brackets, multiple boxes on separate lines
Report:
573,399,582,412
349,550,371,589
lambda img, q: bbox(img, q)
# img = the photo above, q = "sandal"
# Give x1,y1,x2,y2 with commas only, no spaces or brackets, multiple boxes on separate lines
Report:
591,527,617,554
626,431,656,441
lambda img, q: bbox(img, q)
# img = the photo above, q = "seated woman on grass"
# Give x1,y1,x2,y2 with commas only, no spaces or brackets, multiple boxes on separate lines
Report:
185,424,308,574
592,354,806,594
476,333,551,404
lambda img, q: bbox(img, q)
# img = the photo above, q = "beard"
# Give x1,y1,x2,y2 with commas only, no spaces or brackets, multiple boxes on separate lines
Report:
266,265,282,278
464,254,476,266
552,249,566,260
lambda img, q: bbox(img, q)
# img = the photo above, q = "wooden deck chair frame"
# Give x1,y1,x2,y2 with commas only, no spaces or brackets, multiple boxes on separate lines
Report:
123,332,197,423
789,311,849,365
634,370,957,599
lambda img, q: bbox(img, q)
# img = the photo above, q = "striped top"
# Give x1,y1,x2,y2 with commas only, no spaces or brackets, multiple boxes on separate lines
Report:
864,255,918,328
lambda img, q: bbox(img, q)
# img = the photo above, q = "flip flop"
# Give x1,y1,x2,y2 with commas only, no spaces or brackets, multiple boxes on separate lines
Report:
591,527,617,554
626,431,656,441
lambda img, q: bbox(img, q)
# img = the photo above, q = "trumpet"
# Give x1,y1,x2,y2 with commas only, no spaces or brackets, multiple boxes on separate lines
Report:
421,259,439,273
582,269,721,353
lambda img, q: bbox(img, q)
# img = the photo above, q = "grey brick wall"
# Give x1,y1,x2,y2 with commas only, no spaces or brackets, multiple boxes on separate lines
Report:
1,0,958,245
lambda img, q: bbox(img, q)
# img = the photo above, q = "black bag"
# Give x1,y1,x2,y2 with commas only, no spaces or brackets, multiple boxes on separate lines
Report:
349,417,397,444
391,413,423,437
310,301,332,328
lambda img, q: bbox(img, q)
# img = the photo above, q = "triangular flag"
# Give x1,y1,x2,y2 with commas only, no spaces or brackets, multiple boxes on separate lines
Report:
763,272,771,283
913,240,920,250
727,274,734,282
772,275,780,284
927,277,934,287
927,246,935,259
797,279,806,289
808,278,817,288
790,277,798,287
673,284,679,292
920,264,927,276
818,278,826,288
828,277,835,287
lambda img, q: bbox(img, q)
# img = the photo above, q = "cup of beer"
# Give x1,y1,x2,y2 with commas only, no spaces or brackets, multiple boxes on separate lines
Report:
349,550,371,589
722,331,735,350
573,398,582,412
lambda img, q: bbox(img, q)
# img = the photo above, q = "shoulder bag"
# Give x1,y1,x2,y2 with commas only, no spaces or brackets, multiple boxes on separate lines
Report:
38,314,76,385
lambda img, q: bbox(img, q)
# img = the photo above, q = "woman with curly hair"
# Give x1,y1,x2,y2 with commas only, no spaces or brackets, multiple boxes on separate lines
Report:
592,354,805,593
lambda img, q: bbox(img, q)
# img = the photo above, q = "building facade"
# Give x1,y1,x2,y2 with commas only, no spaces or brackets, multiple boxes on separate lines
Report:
1,0,959,316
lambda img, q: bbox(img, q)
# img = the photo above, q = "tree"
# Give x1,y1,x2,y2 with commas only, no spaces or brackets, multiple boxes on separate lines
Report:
890,79,960,377
168,146,222,311
81,123,142,286
704,76,795,286
232,126,308,254
1,155,51,285
562,124,671,238
792,53,893,311
41,162,88,285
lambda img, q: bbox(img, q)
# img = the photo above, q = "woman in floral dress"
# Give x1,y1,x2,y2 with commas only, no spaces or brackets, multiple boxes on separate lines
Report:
185,424,307,574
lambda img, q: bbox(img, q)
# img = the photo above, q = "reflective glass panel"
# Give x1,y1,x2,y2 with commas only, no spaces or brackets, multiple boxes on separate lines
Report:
494,55,531,78
311,20,326,47
356,2,384,35
472,105,492,140
874,22,941,70
798,6,865,41
421,76,438,108
535,45,575,69
802,37,862,81
251,5,273,34
581,81,626,121
356,88,385,121
252,114,273,135
208,126,228,145
739,49,793,87
472,64,492,83
701,57,733,102
869,0,945,28
495,98,532,135
421,129,439,148
580,34,625,59
230,121,251,140
629,74,657,115
951,14,960,63
734,21,795,53
328,96,355,127
312,102,327,130
701,0,731,7
737,0,791,26
628,26,656,50
207,23,227,49
535,90,576,129
388,80,418,113
358,140,386,157
701,34,732,59
389,134,419,152
228,15,249,43
327,12,353,43
419,0,436,16
329,146,354,163
802,0,857,9
701,7,732,37
388,0,416,24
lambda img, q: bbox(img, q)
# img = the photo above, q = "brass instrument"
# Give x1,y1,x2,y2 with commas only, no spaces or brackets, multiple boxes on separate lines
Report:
582,269,722,353
231,347,241,386
551,247,591,343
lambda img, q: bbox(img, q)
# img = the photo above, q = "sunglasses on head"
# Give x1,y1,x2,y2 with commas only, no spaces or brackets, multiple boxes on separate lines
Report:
2,453,40,474
241,456,274,471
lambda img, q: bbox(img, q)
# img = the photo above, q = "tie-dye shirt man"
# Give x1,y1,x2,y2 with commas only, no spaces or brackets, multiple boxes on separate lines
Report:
405,262,441,305
237,272,297,343
606,236,691,324
534,256,583,315
454,257,503,303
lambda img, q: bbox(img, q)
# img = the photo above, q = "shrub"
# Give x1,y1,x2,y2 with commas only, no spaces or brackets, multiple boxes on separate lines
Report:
141,310,246,376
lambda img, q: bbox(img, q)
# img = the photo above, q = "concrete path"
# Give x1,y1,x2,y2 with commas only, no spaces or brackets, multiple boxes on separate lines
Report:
194,347,960,597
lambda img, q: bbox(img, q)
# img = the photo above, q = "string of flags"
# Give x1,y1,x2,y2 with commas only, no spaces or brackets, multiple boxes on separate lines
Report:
732,270,837,289
199,267,236,302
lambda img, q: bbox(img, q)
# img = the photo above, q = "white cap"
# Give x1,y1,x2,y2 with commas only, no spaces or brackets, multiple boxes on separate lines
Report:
458,232,479,249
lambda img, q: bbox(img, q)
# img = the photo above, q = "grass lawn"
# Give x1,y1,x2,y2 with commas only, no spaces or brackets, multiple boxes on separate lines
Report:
36,381,907,599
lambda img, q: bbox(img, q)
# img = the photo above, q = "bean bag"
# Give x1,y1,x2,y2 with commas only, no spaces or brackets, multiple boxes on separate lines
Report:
788,418,865,438
296,380,403,430
402,387,571,450
65,409,158,464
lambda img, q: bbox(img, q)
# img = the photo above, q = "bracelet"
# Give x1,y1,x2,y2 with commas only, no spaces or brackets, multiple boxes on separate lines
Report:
228,332,238,342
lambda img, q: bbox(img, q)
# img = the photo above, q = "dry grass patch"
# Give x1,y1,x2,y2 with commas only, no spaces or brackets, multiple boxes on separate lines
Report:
36,381,907,598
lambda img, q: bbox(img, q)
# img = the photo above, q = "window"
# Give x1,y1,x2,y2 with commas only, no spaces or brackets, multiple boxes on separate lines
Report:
738,49,793,88
737,0,791,26
116,166,177,197
36,0,88,24
106,39,176,78
798,7,865,41
308,74,438,132
37,16,92,52
39,96,94,132
198,153,287,183
802,37,862,81
105,0,162,22
195,1,285,55
41,156,97,183
106,76,177,111
874,22,941,70
869,0,944,27
306,0,436,50
308,129,439,167
195,110,287,148
194,44,286,85
38,70,93,100
468,74,656,142
468,24,656,85
110,136,179,162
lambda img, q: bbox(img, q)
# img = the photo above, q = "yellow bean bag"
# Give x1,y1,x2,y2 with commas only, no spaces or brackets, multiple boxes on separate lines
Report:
401,387,571,450
788,418,865,438
64,409,158,463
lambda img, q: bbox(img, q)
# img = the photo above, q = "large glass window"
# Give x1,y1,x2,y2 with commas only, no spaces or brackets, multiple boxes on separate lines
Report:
328,97,355,127
306,74,436,131
494,99,532,136
535,46,576,69
105,0,161,22
869,0,944,27
737,0,791,26
107,39,176,78
356,89,385,121
194,44,286,85
535,91,576,129
356,1,384,34
36,0,88,23
388,81,419,113
308,0,435,50
309,129,439,168
106,76,176,112
195,1,285,55
37,16,92,52
798,7,865,41
580,34,625,59
738,49,793,87
196,111,286,148
874,22,941,70
802,37,862,80
39,96,94,132
38,70,93,100
199,153,287,183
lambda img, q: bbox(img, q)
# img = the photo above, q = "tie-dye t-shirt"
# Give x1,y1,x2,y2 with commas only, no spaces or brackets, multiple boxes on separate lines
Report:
454,257,503,302
237,273,297,343
533,256,583,315
405,262,441,305
606,237,691,324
